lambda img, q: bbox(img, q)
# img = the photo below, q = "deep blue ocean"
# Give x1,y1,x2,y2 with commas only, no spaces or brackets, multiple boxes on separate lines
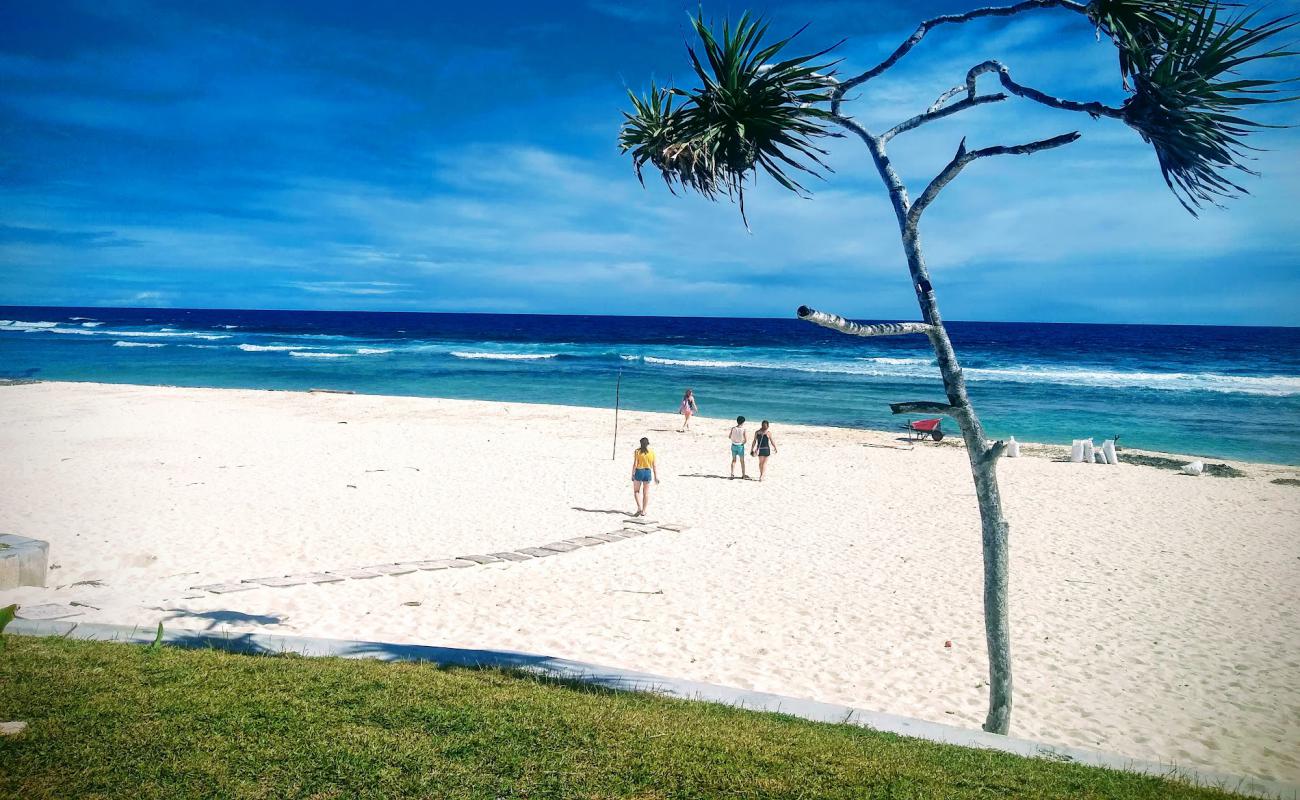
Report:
2,306,1298,464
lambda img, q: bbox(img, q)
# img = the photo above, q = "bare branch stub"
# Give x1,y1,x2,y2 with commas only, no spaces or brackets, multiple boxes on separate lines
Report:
831,0,1089,111
796,306,934,337
908,131,1081,224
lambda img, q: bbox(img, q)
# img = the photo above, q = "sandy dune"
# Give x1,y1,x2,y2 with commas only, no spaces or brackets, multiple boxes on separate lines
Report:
2,381,1298,783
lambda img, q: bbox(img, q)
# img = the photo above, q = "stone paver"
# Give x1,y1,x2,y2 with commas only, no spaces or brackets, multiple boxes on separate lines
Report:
325,569,383,580
623,518,658,526
457,554,503,565
617,528,648,537
192,582,257,594
564,537,607,547
14,603,81,621
657,523,688,532
516,547,561,558
490,552,532,562
0,721,28,737
587,533,627,543
364,564,419,576
539,541,581,553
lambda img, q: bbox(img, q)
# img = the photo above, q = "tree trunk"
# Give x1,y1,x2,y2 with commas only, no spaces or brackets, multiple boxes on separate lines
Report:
900,226,1014,735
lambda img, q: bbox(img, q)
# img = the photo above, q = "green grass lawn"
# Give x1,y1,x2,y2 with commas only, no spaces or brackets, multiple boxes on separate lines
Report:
0,636,1244,799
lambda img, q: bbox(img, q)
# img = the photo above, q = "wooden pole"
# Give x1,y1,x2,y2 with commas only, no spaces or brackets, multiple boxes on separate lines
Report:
612,369,622,461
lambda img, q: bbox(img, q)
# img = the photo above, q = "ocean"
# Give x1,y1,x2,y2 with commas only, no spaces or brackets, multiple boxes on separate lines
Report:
2,306,1298,465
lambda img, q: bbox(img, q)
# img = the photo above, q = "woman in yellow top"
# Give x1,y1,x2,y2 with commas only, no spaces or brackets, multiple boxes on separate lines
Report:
630,436,660,517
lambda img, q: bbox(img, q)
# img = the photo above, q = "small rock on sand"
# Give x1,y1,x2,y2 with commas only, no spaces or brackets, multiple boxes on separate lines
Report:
0,721,28,736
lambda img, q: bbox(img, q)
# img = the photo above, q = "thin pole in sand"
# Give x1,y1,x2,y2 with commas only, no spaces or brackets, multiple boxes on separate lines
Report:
612,369,622,461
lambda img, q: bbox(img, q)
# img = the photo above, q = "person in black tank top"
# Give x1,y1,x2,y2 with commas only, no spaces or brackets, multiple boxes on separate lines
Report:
750,420,778,481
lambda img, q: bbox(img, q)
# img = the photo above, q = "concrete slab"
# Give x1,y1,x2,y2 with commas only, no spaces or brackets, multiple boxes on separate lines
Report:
539,541,580,553
0,721,28,736
623,518,658,526
564,537,607,547
516,547,560,558
442,559,478,568
14,603,81,621
0,535,49,590
192,582,257,594
362,564,419,576
657,523,688,532
325,569,383,580
489,552,532,562
456,554,502,565
587,533,627,543
616,528,649,537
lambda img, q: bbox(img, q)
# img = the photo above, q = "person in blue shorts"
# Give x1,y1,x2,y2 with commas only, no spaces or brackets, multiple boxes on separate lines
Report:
630,437,660,517
728,416,749,479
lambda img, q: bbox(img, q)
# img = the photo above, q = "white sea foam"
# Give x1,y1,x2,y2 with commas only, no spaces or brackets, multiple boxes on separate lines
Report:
290,351,354,359
40,328,230,340
355,348,393,355
81,322,104,327
237,344,299,352
113,341,165,348
450,351,557,361
181,344,222,349
0,320,59,329
859,356,932,366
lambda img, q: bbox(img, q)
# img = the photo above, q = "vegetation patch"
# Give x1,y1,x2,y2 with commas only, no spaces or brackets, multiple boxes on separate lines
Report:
1118,453,1186,470
1118,454,1245,477
0,636,1244,799
1270,477,1300,487
1203,463,1245,478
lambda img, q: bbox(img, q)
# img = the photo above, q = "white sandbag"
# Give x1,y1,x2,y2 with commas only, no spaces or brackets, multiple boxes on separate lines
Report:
1082,439,1095,463
1182,460,1204,476
1071,440,1084,463
1102,439,1117,465
1006,437,1020,458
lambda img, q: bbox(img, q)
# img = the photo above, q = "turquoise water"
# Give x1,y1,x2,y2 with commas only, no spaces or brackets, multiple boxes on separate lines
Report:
2,306,1298,464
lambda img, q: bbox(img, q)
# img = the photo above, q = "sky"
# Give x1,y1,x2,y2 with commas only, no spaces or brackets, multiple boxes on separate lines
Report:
1,0,1298,325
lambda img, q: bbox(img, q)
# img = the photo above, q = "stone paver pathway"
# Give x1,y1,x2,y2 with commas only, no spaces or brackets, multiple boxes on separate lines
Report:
190,520,686,595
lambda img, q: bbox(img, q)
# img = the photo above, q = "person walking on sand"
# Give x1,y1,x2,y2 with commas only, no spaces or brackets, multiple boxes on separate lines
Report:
728,415,749,479
678,388,698,431
751,420,778,482
630,436,660,516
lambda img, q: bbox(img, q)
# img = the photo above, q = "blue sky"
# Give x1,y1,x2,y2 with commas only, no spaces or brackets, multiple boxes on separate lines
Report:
1,0,1297,324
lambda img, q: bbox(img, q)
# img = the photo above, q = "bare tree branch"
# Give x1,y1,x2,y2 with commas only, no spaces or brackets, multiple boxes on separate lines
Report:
982,440,1009,465
889,401,957,416
797,306,934,337
908,132,1081,225
882,92,1007,143
966,60,1125,119
831,0,1089,111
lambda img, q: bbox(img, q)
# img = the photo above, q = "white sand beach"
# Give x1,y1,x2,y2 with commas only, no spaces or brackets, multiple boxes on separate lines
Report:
2,381,1298,783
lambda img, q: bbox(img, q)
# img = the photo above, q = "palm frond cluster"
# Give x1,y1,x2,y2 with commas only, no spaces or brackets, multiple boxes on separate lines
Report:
1089,0,1297,213
618,11,839,222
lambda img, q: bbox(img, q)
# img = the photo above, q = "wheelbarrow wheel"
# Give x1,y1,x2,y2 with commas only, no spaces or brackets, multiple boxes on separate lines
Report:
931,429,944,442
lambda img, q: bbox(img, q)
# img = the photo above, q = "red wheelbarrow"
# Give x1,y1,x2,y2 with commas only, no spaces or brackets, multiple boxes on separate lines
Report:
903,417,945,442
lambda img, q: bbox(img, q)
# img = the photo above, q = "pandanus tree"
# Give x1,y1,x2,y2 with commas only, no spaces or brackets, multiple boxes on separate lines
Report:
620,1,1295,735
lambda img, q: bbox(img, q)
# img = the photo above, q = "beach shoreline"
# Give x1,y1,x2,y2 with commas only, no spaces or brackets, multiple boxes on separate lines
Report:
2,380,1298,783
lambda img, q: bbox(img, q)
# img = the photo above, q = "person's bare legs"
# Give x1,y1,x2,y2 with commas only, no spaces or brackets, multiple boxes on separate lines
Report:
680,410,691,431
639,481,651,516
758,455,768,481
632,480,644,515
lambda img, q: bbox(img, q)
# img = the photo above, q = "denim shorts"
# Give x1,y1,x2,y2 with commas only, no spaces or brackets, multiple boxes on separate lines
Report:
633,468,653,483
731,443,745,456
